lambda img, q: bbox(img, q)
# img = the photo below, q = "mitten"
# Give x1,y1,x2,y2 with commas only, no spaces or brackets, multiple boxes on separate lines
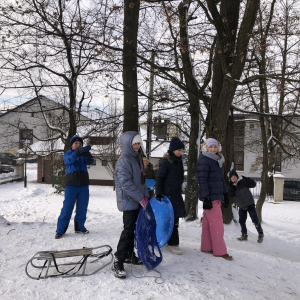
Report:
202,196,212,210
140,196,148,210
222,193,229,208
78,145,91,154
156,194,162,202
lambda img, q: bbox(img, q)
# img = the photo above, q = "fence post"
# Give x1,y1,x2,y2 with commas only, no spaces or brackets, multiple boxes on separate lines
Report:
273,173,284,203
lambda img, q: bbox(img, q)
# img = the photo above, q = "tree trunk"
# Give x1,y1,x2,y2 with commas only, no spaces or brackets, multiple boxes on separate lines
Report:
207,0,260,223
123,0,140,133
178,2,200,221
221,111,235,224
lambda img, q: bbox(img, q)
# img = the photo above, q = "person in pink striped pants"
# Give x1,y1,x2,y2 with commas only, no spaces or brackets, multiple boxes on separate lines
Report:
196,138,233,261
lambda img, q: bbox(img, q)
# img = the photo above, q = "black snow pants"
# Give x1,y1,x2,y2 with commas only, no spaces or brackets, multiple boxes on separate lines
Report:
115,210,140,263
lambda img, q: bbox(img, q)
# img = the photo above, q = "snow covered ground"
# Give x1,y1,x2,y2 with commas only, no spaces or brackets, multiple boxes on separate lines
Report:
0,164,300,300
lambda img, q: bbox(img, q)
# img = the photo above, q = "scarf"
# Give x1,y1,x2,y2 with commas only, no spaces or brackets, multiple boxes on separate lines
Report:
202,151,225,168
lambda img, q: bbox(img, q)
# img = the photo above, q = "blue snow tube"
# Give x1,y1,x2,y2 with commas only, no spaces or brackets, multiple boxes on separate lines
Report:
135,204,162,270
145,179,156,191
150,195,174,248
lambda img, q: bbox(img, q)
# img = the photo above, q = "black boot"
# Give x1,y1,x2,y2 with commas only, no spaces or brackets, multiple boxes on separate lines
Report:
112,256,126,279
75,229,89,234
55,233,63,239
124,252,143,265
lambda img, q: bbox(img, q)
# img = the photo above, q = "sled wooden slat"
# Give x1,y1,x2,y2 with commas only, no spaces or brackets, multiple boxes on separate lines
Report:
38,248,93,259
25,245,113,280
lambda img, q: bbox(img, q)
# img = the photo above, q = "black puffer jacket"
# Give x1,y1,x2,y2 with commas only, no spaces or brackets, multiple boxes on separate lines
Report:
228,176,256,210
155,151,186,218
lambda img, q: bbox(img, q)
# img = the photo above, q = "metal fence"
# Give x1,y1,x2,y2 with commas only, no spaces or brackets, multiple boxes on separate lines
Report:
249,177,300,202
283,178,300,201
249,177,274,201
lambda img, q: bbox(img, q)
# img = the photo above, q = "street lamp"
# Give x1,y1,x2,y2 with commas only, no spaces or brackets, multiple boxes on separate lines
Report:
23,139,30,188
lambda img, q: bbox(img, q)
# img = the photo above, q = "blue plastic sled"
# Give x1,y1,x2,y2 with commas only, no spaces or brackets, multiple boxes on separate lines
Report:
135,204,162,270
145,179,156,191
150,195,174,249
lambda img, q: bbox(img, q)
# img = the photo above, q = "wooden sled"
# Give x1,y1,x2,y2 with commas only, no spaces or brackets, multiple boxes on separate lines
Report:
25,245,113,280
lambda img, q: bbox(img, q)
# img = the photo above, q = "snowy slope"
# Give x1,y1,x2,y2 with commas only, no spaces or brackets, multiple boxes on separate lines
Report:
0,164,299,300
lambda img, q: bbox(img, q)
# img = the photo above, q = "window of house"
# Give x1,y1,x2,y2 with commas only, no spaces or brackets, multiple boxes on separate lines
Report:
102,160,108,166
31,112,34,117
234,119,245,171
19,129,33,149
234,151,244,171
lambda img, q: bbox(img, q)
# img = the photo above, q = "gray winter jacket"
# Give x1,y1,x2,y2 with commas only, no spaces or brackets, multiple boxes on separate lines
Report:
114,131,148,211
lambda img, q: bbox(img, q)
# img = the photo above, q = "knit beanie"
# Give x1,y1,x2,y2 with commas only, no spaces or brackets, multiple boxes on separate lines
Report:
132,134,143,145
169,137,185,152
205,138,219,149
70,136,83,147
229,170,239,179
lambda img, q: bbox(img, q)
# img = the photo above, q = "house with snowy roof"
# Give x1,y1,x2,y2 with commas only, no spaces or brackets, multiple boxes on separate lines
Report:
0,96,91,154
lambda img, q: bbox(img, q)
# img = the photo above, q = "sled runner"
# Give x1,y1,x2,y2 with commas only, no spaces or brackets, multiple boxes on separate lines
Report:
135,204,162,270
150,195,174,248
25,245,113,280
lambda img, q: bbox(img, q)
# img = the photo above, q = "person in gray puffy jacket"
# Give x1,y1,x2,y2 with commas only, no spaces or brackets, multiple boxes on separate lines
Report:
112,131,149,279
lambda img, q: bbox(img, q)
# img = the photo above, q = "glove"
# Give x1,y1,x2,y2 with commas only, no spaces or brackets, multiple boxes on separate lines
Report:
156,194,162,202
78,145,91,154
140,196,148,210
222,193,229,208
202,196,212,210
74,145,91,156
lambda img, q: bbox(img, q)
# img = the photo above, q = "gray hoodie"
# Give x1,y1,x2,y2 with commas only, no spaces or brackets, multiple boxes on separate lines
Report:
114,131,148,211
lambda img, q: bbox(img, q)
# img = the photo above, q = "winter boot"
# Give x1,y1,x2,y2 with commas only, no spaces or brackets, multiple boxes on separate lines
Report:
124,252,143,265
55,233,63,239
237,234,248,241
214,254,233,261
166,245,183,255
75,229,89,234
112,256,126,279
257,233,264,243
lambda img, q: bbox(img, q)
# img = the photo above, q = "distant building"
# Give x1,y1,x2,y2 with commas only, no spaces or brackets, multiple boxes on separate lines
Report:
0,96,90,153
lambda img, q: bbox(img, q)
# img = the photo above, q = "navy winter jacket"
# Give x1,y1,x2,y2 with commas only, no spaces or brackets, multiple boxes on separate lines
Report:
196,152,227,201
64,149,93,186
228,177,256,210
114,132,148,212
155,151,186,218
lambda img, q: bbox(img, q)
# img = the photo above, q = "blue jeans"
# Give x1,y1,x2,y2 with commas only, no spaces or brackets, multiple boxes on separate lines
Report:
239,206,263,235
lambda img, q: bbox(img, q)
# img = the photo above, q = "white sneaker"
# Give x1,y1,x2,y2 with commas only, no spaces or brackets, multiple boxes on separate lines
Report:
166,245,183,255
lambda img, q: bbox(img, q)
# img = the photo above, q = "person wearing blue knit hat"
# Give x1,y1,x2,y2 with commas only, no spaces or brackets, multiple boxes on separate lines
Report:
55,135,94,239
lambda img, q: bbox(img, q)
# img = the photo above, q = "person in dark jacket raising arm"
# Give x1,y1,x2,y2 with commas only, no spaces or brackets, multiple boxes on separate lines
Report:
196,138,233,261
155,137,186,255
55,136,94,239
228,170,264,243
113,131,149,279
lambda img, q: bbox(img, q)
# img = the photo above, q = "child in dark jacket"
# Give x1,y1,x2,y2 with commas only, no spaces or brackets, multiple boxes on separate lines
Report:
196,138,232,260
155,137,186,255
55,136,94,239
228,170,264,243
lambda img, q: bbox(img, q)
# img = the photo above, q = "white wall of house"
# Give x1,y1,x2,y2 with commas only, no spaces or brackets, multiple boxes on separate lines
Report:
234,115,300,179
0,97,89,153
88,161,113,181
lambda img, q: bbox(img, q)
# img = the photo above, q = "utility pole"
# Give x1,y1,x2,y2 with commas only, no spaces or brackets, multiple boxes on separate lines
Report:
146,50,155,159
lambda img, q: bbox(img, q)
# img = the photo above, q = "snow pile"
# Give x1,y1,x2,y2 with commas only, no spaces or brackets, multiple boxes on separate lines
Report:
0,165,300,300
